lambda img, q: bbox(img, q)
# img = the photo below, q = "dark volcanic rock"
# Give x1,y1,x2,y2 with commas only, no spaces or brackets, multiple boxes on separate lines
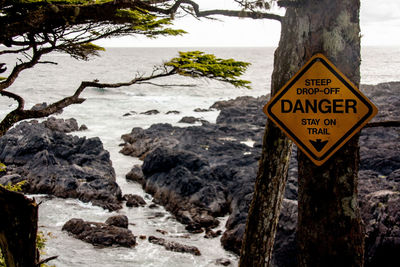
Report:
105,215,129,229
124,194,146,207
141,109,160,115
121,95,266,234
0,119,121,211
178,116,206,124
360,190,400,267
121,82,400,265
42,117,80,133
166,110,180,114
194,108,212,112
126,165,145,184
63,217,136,247
148,236,201,256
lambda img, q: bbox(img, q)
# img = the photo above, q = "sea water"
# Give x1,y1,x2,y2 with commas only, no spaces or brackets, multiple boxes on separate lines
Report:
0,47,399,266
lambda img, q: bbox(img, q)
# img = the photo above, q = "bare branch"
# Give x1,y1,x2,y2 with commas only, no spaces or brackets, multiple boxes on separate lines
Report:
37,61,58,65
0,47,51,91
0,46,31,55
0,90,25,111
137,0,283,21
364,120,400,128
0,66,178,136
35,256,58,267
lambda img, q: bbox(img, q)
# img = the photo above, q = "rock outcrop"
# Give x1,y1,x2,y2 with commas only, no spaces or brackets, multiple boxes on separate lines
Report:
62,216,136,247
120,82,400,266
0,119,121,211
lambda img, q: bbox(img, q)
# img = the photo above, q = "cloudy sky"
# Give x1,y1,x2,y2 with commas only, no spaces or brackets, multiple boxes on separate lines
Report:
98,0,400,47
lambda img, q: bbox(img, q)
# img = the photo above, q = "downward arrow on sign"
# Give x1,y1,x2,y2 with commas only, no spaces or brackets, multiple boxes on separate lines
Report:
309,139,328,152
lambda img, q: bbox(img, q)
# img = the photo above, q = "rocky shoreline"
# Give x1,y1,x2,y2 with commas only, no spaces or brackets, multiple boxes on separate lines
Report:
0,82,398,266
0,118,122,211
120,82,400,266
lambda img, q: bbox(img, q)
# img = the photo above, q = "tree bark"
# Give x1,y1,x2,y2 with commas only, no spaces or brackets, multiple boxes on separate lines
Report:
240,0,364,266
296,0,365,266
239,5,309,266
0,187,39,267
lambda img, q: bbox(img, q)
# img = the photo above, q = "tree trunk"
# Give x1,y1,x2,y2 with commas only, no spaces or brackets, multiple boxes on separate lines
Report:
240,0,364,266
0,187,39,267
239,5,309,266
296,0,365,266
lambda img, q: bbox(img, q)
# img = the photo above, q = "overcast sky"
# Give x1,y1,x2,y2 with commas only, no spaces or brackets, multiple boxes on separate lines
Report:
98,0,400,47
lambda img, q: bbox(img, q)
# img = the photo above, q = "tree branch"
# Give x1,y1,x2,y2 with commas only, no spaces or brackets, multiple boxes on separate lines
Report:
0,48,50,91
0,66,178,136
136,0,283,21
364,120,400,128
35,255,58,267
0,90,25,111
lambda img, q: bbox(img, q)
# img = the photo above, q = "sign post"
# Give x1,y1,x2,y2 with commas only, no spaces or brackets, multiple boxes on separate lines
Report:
264,53,378,165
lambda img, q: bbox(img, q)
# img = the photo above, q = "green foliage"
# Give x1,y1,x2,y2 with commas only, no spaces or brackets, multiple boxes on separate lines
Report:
166,51,252,89
116,9,186,37
59,42,106,60
1,180,26,192
0,162,5,172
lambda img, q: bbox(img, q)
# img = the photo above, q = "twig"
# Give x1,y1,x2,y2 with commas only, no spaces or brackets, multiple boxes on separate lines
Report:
36,255,58,266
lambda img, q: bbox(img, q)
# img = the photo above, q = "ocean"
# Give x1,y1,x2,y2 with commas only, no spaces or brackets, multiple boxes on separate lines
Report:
1,47,399,266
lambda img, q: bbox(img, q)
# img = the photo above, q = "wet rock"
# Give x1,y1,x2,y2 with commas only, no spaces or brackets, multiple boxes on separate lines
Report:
204,229,222,239
62,218,136,247
141,110,160,115
178,116,205,124
194,108,212,112
148,236,201,256
125,165,145,184
0,119,121,211
124,111,137,117
166,110,180,114
31,102,48,111
105,215,129,229
215,258,232,266
79,124,88,131
360,190,400,267
124,194,146,207
156,229,168,235
121,82,400,264
42,117,80,133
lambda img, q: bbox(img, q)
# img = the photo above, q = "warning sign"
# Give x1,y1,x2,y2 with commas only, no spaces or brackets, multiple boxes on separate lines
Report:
264,53,378,166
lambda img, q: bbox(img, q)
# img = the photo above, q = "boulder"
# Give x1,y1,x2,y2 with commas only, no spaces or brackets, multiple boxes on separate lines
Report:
105,215,129,229
123,194,146,207
42,117,80,133
0,119,121,211
140,110,160,115
148,236,201,256
166,110,180,114
178,116,206,124
360,190,400,267
62,217,136,247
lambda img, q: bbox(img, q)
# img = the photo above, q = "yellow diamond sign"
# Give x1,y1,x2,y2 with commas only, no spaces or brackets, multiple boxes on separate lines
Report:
264,54,378,166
